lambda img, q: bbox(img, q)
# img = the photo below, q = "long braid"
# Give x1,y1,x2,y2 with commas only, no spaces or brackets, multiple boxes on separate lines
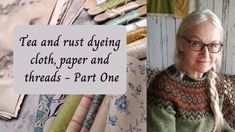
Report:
208,70,223,132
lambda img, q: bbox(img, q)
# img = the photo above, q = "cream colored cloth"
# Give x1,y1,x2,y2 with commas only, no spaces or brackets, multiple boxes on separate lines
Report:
105,56,147,131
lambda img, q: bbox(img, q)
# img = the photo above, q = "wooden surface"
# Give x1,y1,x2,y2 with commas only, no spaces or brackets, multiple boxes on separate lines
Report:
148,0,235,74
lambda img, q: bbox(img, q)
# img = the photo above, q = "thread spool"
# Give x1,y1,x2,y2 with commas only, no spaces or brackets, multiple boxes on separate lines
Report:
127,37,147,59
125,19,146,32
127,27,146,44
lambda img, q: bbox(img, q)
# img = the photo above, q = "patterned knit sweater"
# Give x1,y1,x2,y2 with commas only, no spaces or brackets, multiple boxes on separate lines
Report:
147,65,235,132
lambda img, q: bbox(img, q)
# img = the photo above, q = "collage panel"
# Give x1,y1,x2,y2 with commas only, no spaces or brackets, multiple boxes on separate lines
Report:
0,0,147,132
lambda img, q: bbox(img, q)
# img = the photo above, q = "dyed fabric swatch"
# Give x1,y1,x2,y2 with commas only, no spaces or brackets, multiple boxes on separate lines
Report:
147,0,174,14
34,95,67,132
90,95,112,132
80,95,104,132
48,95,82,132
66,95,94,132
105,56,147,131
147,0,188,18
174,0,189,17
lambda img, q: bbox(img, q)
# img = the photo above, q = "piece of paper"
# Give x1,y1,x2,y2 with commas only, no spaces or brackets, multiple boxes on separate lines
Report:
0,48,24,119
0,0,57,50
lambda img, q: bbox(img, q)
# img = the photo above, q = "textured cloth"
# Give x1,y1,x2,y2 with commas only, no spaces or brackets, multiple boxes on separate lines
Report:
80,95,104,132
89,95,111,132
48,95,82,132
148,65,235,132
127,37,147,60
147,0,188,18
174,0,188,17
105,56,147,132
125,19,147,33
147,0,174,14
66,95,94,132
34,95,67,132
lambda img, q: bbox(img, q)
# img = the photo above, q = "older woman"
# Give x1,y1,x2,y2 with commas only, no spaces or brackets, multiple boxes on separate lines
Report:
147,9,235,132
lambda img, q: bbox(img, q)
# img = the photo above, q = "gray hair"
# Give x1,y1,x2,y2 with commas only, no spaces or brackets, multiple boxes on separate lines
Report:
174,9,224,132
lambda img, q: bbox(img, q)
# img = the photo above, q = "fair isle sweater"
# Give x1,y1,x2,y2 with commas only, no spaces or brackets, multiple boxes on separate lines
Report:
147,65,235,132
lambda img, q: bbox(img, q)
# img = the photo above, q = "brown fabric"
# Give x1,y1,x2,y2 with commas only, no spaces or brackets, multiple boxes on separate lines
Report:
174,0,189,18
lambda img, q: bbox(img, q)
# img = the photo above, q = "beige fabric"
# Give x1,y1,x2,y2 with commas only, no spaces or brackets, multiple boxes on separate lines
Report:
105,56,147,131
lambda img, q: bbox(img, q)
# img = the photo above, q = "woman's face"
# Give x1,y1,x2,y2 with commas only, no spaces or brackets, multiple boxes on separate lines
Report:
179,21,222,78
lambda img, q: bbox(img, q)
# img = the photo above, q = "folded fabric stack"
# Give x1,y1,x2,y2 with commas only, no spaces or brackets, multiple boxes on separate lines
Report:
0,49,24,120
33,56,147,132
